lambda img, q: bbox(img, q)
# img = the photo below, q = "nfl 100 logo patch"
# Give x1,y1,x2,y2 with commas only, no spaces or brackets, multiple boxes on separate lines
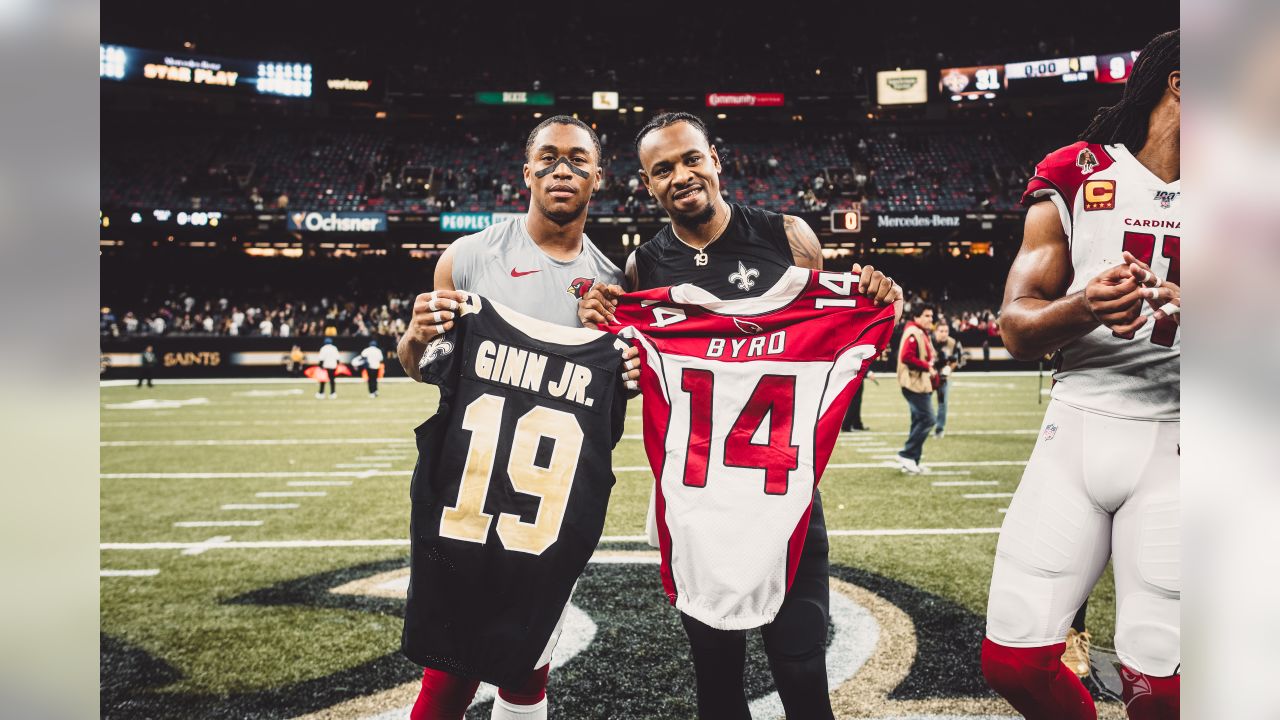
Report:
1154,190,1179,209
1042,423,1058,441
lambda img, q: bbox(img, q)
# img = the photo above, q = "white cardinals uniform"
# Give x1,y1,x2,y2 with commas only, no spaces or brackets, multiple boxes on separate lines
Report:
986,142,1181,676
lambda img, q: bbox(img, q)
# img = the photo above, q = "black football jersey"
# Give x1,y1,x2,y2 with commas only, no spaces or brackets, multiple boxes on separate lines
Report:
401,296,628,686
633,203,793,298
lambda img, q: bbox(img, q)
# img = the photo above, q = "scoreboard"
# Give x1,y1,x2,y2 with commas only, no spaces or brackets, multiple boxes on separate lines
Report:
940,49,1139,102
101,45,313,98
1004,55,1097,84
939,65,1003,102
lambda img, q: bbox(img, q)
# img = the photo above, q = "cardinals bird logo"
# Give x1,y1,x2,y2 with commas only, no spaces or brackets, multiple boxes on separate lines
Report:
567,277,596,299
733,317,764,335
1075,148,1099,175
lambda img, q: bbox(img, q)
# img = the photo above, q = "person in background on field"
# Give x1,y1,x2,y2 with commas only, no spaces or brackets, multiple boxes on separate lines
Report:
931,320,964,438
137,345,157,388
361,340,385,398
317,338,340,399
284,344,305,376
895,305,937,473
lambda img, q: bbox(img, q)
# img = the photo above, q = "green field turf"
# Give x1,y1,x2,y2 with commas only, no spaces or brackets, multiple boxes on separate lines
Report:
100,375,1119,718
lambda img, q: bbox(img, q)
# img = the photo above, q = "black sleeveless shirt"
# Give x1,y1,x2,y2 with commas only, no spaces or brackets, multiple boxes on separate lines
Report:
633,203,793,298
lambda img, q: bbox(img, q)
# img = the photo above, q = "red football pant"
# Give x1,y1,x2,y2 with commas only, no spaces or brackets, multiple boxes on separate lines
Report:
1120,666,1180,720
981,638,1095,720
410,665,550,720
497,663,549,705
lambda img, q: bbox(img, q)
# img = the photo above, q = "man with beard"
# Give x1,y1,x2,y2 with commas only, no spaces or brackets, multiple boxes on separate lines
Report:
396,115,638,720
577,112,901,720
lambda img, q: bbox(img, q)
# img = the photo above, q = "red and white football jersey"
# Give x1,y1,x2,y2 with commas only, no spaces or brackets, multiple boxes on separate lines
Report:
1024,141,1181,421
606,267,895,630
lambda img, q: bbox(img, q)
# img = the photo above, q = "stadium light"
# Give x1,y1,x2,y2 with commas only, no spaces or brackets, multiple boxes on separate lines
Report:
256,61,313,98
716,113,727,119
632,106,644,113
99,45,127,80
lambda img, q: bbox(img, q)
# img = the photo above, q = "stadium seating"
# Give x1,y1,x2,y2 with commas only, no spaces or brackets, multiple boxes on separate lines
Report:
101,126,1036,216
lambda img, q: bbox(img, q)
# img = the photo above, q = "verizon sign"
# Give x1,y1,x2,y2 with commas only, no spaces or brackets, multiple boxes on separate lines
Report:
705,92,785,108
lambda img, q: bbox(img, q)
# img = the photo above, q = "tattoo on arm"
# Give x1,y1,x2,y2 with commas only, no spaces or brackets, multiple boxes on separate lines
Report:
784,215,822,270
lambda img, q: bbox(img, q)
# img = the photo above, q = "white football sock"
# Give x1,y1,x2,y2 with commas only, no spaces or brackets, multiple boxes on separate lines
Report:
490,695,547,720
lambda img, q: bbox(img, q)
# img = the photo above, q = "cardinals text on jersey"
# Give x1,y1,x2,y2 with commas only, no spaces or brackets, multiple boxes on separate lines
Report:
402,296,629,687
1022,142,1180,420
606,267,896,630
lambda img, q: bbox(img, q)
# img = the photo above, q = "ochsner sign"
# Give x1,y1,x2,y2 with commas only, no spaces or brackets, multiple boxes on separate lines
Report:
705,92,785,107
288,211,387,232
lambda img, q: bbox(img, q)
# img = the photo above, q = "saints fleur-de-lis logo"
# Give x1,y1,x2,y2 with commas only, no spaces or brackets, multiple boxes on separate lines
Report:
729,261,759,292
419,338,454,369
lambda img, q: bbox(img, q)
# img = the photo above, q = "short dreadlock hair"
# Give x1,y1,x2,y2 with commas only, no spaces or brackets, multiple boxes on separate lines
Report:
1079,29,1179,151
634,112,711,155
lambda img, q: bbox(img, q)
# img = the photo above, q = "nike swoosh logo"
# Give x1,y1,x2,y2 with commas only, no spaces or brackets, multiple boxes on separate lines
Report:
510,268,541,277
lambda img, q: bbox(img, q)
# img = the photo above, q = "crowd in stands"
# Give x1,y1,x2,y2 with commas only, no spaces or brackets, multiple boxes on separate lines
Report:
102,123,1044,218
100,293,413,340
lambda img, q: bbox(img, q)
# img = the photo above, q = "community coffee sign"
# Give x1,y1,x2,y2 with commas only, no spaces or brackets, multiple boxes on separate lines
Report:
875,213,962,229
287,211,387,232
705,92,785,107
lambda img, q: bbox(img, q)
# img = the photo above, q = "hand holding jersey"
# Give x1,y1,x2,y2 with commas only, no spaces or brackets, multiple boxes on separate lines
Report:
401,117,629,720
577,264,901,328
605,268,895,629
403,295,629,687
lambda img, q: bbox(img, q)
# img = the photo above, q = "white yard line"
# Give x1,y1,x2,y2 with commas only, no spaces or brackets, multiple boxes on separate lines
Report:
931,481,999,487
181,536,232,556
256,491,327,498
174,520,263,527
829,460,1028,470
599,535,648,543
101,527,1003,551
100,569,160,576
963,493,1016,499
828,528,1001,537
287,481,352,487
999,508,1009,513
221,503,300,510
104,470,408,479
334,462,392,468
102,438,412,447
839,429,1039,436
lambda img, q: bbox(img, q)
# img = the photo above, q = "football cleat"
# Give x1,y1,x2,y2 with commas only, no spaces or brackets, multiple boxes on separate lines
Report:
1062,628,1092,678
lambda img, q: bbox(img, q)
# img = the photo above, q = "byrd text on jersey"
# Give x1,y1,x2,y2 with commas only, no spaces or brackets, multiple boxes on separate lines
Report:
706,332,788,359
466,334,608,410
